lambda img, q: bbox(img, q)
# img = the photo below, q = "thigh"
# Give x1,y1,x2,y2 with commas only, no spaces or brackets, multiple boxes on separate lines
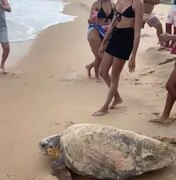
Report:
167,66,176,87
100,52,113,73
87,29,102,52
111,57,126,83
1,42,10,50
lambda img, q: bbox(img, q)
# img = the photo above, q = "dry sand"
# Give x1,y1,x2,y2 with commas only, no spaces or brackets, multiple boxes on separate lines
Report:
0,0,176,180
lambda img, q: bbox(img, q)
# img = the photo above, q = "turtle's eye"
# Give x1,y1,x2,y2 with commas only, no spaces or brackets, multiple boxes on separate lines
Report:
39,142,48,151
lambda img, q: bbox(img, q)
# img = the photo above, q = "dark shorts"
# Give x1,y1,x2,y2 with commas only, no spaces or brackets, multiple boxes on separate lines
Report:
105,27,134,60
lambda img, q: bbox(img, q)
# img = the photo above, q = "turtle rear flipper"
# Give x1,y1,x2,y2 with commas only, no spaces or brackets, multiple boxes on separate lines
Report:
51,157,72,180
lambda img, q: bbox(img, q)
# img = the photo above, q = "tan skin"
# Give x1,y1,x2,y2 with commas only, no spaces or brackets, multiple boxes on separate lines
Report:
86,0,115,80
143,0,163,43
149,33,176,124
0,0,11,74
92,0,144,116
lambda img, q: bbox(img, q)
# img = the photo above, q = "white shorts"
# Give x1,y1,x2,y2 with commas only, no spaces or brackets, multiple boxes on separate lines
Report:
166,5,176,27
0,27,8,43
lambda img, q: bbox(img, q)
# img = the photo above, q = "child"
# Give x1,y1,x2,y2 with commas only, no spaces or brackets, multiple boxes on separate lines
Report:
143,0,163,45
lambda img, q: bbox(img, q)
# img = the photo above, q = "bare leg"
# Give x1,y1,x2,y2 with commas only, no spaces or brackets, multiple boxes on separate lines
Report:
100,52,123,109
149,93,175,124
92,57,125,116
165,23,172,48
87,29,102,80
154,22,163,44
149,66,176,124
85,61,94,77
51,157,72,180
0,42,10,74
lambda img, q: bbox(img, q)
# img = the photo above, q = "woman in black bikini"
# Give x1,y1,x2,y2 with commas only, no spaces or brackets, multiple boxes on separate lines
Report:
92,0,144,116
86,0,115,80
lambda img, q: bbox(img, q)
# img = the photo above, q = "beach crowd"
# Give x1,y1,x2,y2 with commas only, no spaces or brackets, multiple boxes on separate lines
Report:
1,0,176,124
86,0,176,124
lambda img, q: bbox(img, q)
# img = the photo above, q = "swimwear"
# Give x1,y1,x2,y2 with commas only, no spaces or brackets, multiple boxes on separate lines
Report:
0,9,8,43
166,4,176,27
87,0,113,40
106,27,134,60
88,24,107,40
97,0,114,22
113,0,135,24
105,0,135,60
143,12,160,27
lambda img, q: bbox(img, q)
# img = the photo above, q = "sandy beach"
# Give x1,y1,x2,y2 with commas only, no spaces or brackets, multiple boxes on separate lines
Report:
1,0,176,179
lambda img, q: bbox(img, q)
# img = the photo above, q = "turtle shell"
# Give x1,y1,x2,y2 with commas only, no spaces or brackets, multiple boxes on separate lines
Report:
60,123,176,180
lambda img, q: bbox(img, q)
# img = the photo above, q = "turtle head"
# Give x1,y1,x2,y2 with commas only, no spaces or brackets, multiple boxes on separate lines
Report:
39,134,61,158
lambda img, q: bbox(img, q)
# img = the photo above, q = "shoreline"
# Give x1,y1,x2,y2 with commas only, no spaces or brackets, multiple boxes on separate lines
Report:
5,0,77,71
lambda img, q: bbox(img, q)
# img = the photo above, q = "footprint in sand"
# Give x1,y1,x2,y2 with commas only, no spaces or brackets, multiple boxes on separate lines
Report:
158,57,176,65
65,120,75,128
152,112,160,116
45,175,57,180
139,70,155,76
141,33,150,38
0,71,23,78
59,74,83,83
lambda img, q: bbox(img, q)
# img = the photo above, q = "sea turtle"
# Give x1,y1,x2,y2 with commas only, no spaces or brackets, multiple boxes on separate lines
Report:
39,123,176,180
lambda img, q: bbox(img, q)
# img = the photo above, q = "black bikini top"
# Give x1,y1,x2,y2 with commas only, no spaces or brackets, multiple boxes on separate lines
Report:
114,0,135,23
97,0,114,22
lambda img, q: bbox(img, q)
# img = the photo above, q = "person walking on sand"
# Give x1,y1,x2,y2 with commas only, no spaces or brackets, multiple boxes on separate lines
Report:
165,0,176,49
143,0,163,45
86,0,115,81
149,33,176,124
0,0,11,74
92,0,144,116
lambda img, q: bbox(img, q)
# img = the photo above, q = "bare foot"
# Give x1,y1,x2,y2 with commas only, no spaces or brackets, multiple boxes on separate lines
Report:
109,97,123,109
0,67,8,74
148,118,174,125
85,65,91,77
92,108,108,116
95,77,101,83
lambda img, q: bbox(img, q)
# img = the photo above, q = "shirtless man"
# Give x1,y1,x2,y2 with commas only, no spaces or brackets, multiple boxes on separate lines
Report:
143,0,163,44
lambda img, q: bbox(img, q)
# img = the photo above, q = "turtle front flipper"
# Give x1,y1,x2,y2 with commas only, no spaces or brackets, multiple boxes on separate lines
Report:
51,157,72,180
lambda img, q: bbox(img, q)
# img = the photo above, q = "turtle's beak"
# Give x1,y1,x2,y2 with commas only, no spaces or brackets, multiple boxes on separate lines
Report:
39,142,48,155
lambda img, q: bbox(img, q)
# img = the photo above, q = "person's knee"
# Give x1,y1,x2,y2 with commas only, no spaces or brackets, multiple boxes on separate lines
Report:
166,81,173,92
155,22,162,31
165,82,170,91
99,68,108,78
2,44,10,53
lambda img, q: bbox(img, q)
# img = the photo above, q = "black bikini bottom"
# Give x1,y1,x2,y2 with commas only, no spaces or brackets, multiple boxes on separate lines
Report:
106,27,134,60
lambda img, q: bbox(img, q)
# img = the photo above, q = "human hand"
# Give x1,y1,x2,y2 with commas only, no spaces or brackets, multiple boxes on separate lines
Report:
88,16,98,24
99,43,106,58
128,57,135,73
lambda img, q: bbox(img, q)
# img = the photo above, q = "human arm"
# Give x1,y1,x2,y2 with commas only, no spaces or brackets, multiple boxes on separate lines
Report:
129,0,144,72
0,0,11,12
159,33,176,42
87,1,98,24
144,0,160,4
99,14,118,57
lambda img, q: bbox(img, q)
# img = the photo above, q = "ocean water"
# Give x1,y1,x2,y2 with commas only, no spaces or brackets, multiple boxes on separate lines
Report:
6,0,76,42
